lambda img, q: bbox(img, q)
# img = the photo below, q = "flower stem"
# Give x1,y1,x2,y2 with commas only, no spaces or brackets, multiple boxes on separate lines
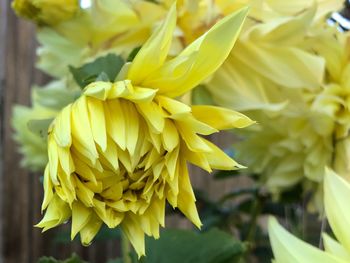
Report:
121,231,132,263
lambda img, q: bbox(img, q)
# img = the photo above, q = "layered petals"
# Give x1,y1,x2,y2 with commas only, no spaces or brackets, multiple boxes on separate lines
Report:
142,7,249,98
37,6,252,258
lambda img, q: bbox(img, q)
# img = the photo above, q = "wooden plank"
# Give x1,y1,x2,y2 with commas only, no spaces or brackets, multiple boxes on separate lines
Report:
0,0,8,262
3,3,35,261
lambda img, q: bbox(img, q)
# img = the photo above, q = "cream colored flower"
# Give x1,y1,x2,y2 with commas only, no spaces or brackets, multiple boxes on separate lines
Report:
205,3,350,202
12,80,79,172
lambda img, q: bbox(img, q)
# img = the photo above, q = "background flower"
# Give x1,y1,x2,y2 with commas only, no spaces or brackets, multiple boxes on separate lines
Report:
205,2,350,207
12,0,79,25
36,0,166,77
12,80,80,171
269,168,350,263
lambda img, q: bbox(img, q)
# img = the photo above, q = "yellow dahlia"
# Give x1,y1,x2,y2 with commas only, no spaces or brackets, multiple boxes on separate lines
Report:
12,0,79,25
206,3,350,207
36,6,253,257
269,168,350,263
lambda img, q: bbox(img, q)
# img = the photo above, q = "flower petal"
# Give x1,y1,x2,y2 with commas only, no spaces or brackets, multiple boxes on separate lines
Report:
80,213,103,246
71,202,92,240
191,105,255,130
323,233,350,261
324,168,350,253
177,160,202,228
53,104,72,147
143,7,248,97
202,138,244,170
87,97,107,151
127,4,177,84
268,217,344,263
122,215,146,258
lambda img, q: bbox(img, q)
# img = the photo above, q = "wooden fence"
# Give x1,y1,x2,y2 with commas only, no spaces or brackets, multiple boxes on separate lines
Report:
0,2,247,262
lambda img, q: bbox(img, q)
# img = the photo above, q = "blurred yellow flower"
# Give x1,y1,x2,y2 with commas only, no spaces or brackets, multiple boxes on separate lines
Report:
269,168,350,263
204,3,350,204
36,0,166,77
36,6,254,257
12,0,79,25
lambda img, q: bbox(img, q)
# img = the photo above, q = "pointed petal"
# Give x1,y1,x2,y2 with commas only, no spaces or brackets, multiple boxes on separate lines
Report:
36,195,71,231
203,138,244,170
48,135,59,185
98,137,119,171
176,122,211,152
121,100,139,155
144,7,248,97
177,160,202,228
136,102,164,133
324,168,350,253
57,146,75,176
122,215,146,258
42,165,54,211
105,100,126,150
71,202,92,240
181,142,212,172
161,119,179,151
127,4,177,84
80,213,103,246
323,234,350,261
191,105,255,130
87,97,107,151
71,96,98,160
157,95,191,118
53,104,72,147
268,217,343,263
84,81,112,100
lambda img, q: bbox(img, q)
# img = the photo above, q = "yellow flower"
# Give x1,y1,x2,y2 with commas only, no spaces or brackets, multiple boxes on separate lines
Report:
36,6,253,257
269,168,350,263
36,0,166,77
237,110,334,196
12,0,79,25
207,5,325,111
205,3,350,206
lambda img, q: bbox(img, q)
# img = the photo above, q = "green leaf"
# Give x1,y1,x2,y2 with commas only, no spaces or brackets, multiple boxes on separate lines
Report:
69,54,125,88
37,253,87,263
191,85,215,105
27,118,53,139
140,228,246,263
